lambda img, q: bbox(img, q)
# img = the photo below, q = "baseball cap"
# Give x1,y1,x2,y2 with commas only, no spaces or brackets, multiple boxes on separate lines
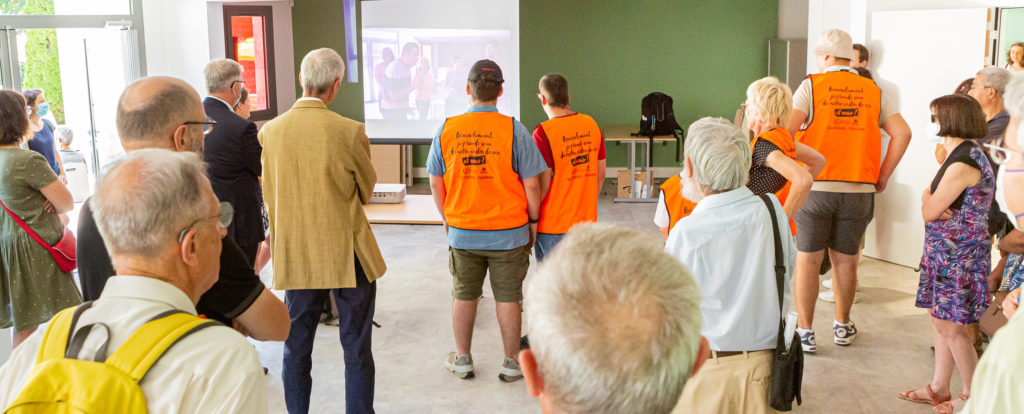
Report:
468,59,504,82
813,29,854,60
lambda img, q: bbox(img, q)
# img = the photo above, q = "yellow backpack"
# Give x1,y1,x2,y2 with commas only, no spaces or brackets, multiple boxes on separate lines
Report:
3,302,219,413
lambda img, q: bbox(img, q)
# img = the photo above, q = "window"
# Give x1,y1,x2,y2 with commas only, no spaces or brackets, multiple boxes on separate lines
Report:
223,5,277,121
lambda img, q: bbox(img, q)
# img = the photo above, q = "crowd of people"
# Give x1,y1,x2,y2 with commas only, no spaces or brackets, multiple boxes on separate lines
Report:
0,26,1022,413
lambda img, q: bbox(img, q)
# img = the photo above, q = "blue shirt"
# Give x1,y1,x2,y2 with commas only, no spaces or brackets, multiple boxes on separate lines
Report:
427,105,548,250
27,121,59,174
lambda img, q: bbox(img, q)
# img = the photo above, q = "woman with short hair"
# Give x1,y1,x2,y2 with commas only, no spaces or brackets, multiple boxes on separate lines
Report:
900,94,994,414
0,90,81,348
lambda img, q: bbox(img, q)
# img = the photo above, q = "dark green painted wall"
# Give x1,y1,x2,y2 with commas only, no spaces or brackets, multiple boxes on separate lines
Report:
291,0,779,173
291,0,366,121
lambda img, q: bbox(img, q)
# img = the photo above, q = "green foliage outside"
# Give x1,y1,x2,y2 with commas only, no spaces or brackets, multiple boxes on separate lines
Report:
11,0,65,123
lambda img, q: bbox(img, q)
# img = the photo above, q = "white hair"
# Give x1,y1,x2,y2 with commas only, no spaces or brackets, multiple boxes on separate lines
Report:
525,223,702,414
684,117,751,194
978,67,1011,96
1004,73,1024,117
91,149,209,258
55,126,73,146
300,48,345,95
203,59,243,94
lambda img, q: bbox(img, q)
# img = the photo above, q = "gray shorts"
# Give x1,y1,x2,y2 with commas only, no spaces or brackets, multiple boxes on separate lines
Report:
795,191,874,255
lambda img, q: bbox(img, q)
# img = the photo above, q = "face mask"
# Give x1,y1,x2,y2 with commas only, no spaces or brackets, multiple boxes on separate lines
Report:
996,164,1024,230
36,102,49,117
926,122,943,144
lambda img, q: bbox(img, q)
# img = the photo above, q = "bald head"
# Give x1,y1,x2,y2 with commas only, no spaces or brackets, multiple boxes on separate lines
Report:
116,76,205,152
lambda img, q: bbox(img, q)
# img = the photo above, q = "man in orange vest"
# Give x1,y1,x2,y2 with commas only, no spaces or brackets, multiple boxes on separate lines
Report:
785,29,912,353
654,172,698,238
532,74,606,259
428,59,547,383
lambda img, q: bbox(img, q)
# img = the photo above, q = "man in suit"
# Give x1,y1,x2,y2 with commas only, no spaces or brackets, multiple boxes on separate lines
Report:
259,48,387,414
202,59,265,266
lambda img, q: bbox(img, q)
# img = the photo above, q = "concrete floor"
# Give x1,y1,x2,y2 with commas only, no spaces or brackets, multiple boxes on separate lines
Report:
253,184,952,413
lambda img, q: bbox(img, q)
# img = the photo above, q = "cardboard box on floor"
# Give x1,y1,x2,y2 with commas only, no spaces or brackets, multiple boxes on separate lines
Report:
616,170,648,198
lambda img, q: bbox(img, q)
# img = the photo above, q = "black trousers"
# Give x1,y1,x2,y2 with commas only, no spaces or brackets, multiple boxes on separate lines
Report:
282,256,376,414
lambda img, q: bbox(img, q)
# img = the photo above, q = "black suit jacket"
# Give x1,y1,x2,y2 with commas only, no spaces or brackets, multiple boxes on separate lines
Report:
203,97,265,247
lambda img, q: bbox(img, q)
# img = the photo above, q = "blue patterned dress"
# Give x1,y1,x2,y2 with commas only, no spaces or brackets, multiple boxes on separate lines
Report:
917,143,994,325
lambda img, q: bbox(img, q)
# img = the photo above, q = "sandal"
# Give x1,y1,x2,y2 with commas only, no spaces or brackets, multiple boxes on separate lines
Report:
898,384,951,406
933,394,968,414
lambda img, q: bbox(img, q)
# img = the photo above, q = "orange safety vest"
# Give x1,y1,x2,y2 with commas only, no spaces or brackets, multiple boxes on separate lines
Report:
751,128,800,236
794,70,882,184
441,112,529,231
537,114,603,234
659,174,697,232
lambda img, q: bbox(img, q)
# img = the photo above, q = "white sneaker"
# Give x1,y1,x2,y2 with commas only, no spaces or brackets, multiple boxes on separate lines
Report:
818,288,860,303
822,278,860,291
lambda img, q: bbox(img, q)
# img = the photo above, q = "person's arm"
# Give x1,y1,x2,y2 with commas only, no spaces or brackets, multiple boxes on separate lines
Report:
52,139,66,182
523,176,542,248
537,169,553,200
794,142,824,178
989,255,1009,294
999,230,1024,254
786,110,808,137
765,150,813,219
429,175,447,232
531,126,555,199
351,124,376,205
39,180,73,214
921,163,980,222
597,159,607,199
877,113,912,193
241,122,262,178
233,288,289,341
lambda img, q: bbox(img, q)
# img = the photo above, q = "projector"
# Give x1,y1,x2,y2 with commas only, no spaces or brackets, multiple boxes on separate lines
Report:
370,183,407,204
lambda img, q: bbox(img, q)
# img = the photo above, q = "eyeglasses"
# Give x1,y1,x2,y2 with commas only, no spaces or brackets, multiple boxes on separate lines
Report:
970,86,993,91
231,80,245,89
183,117,217,135
536,92,543,101
984,143,1024,165
177,202,233,243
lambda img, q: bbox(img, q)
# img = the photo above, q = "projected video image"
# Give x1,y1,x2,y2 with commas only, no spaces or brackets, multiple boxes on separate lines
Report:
362,28,512,121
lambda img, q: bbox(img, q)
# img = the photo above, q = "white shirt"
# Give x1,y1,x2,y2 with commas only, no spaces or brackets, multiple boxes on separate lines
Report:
297,96,324,103
206,95,235,112
664,187,796,351
961,310,1024,413
0,277,267,414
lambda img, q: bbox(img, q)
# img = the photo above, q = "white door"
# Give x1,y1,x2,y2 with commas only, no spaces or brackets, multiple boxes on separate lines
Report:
863,8,988,267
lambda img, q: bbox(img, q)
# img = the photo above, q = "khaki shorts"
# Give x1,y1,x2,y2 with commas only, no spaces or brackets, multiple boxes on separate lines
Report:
672,350,779,414
449,245,530,303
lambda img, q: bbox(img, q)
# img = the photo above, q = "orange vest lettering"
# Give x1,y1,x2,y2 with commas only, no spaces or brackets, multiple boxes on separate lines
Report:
441,112,528,231
795,71,882,184
659,175,697,232
537,114,603,234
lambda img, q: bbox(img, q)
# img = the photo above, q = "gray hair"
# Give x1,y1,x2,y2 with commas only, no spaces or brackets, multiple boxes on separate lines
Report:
116,80,198,145
91,149,209,258
300,48,345,95
55,126,73,146
1007,73,1024,118
203,59,243,94
684,117,751,194
525,223,702,414
978,67,1011,96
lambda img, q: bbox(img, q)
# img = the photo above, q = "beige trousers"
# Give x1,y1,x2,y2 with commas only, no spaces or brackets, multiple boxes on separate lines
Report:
672,350,780,414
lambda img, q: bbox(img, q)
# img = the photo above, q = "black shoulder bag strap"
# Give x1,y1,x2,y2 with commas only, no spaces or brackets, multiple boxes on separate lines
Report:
759,194,803,411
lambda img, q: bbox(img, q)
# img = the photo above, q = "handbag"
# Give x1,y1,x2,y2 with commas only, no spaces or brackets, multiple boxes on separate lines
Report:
0,199,77,273
759,194,803,411
979,291,1009,338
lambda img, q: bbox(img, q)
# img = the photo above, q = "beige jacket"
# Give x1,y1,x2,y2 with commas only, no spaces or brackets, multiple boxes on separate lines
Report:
258,99,386,289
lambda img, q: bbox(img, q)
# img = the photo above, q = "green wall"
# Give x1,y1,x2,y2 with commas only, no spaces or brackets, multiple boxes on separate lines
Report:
291,0,779,172
291,0,366,121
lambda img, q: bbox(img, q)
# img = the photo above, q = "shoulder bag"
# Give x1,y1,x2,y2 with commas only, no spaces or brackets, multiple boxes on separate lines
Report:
0,199,76,273
759,194,803,411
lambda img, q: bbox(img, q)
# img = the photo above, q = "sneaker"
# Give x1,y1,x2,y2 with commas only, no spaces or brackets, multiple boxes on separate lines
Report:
818,288,860,303
797,328,816,353
822,278,860,291
498,357,523,382
833,320,858,346
445,352,475,379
